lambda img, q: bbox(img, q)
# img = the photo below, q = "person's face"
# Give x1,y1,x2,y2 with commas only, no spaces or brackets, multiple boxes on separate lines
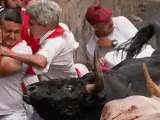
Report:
7,0,26,8
1,20,22,47
93,18,114,36
28,17,49,39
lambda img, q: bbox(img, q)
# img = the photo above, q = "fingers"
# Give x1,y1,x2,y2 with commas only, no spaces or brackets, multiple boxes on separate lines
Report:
99,56,105,66
97,37,113,48
98,40,106,47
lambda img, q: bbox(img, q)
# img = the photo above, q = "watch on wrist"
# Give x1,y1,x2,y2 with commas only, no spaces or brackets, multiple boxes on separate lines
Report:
112,40,118,47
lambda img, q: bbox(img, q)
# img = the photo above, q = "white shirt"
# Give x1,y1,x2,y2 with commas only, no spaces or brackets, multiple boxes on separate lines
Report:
33,23,79,79
86,16,138,60
0,40,32,115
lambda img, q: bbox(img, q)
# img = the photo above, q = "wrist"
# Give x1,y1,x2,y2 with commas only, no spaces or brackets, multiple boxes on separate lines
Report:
3,49,11,57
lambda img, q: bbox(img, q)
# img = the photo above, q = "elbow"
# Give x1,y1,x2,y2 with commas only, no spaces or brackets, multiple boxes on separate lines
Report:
36,57,48,68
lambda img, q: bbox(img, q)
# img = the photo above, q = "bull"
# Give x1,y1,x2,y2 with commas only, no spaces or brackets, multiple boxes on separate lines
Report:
23,22,160,120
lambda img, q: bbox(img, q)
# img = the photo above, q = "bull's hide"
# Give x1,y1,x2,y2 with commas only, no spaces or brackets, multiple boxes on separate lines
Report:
101,96,160,120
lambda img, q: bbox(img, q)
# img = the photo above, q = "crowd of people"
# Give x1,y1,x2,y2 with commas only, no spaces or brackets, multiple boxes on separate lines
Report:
0,0,155,120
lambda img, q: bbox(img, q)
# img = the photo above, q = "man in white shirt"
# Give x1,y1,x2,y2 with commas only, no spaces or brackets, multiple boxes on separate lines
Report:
85,4,154,68
0,0,79,80
0,9,33,120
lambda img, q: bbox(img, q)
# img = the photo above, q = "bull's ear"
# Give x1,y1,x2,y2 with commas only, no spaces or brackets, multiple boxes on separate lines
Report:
143,63,160,97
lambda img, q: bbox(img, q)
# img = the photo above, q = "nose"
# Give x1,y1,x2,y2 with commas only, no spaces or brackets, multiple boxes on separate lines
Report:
9,33,16,40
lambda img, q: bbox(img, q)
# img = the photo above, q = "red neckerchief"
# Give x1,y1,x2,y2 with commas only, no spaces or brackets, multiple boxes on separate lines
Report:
26,26,65,75
8,38,23,50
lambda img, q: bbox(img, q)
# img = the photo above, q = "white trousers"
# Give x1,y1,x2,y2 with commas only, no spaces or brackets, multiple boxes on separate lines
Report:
0,108,43,120
104,45,155,68
0,110,27,120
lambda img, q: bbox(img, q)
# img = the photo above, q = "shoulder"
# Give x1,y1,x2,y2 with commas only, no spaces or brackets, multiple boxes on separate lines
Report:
113,16,131,24
12,40,32,54
59,23,69,31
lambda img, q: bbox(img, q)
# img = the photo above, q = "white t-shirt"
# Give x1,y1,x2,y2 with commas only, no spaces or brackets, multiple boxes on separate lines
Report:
0,40,32,115
86,16,138,60
33,23,79,79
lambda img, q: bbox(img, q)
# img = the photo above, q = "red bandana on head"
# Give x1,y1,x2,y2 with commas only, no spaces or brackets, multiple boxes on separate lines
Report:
85,4,112,25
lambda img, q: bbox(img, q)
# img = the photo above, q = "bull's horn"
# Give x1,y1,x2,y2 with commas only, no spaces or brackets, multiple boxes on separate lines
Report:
143,63,160,97
86,44,104,94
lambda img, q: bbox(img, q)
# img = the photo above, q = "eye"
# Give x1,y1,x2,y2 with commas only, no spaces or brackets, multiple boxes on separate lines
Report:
64,85,73,91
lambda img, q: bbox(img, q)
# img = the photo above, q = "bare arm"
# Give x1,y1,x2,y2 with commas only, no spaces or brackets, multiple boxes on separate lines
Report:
0,56,23,76
2,48,47,69
1,37,65,72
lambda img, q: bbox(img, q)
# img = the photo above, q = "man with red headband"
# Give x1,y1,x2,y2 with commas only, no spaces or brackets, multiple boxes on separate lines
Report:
85,4,139,68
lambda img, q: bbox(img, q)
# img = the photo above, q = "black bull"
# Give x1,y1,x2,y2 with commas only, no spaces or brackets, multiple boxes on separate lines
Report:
23,23,160,120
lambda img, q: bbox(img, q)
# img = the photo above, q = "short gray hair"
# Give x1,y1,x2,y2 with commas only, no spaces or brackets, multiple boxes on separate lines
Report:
26,0,62,28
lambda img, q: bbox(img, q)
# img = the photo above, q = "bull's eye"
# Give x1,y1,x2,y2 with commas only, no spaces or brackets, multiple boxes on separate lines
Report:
64,85,73,92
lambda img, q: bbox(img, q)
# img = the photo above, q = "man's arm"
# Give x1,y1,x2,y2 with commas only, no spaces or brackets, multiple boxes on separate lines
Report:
0,56,23,76
1,37,65,72
2,48,47,69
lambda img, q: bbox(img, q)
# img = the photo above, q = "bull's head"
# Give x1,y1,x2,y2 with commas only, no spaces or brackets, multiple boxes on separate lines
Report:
23,44,105,120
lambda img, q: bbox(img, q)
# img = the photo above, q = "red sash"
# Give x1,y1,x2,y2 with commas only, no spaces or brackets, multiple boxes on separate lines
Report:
21,10,40,54
26,26,65,75
8,38,23,50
